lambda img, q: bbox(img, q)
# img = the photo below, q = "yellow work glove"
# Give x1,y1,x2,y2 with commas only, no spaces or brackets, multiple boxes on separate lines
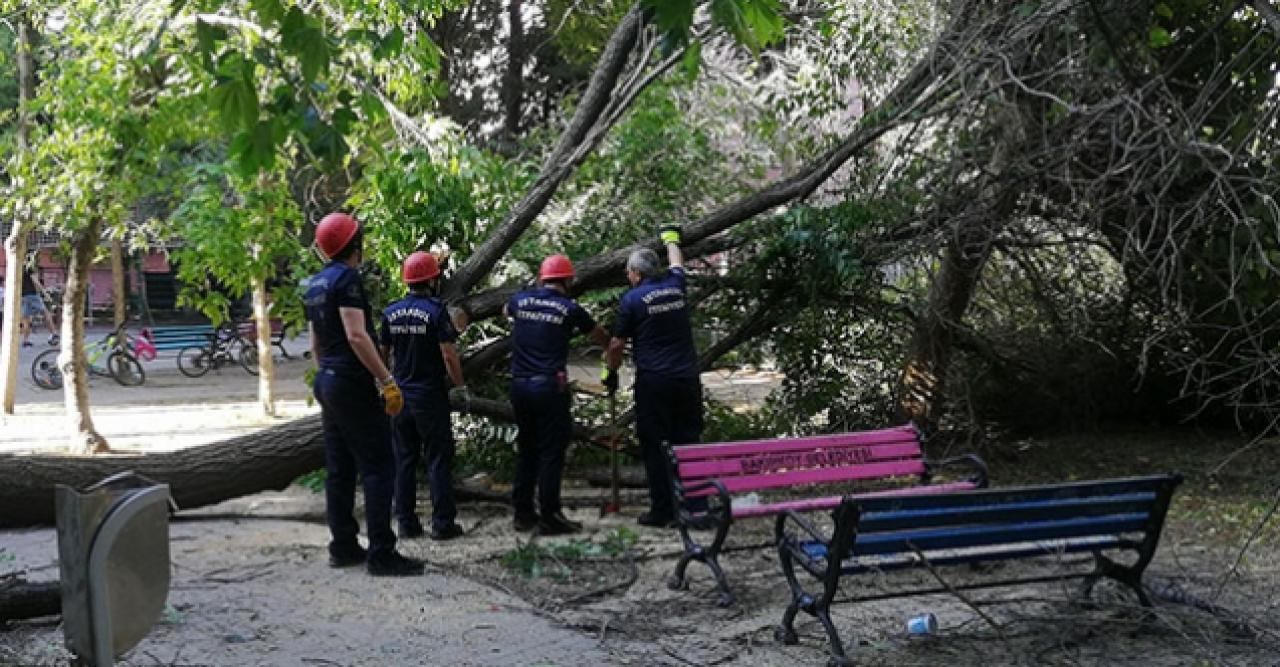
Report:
378,377,404,416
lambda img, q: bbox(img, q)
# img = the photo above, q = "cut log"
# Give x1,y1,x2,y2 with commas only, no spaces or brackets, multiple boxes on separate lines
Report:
0,576,61,622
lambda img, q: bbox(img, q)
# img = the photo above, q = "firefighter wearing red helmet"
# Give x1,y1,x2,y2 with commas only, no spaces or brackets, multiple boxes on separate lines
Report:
377,251,467,541
302,212,423,576
502,253,610,534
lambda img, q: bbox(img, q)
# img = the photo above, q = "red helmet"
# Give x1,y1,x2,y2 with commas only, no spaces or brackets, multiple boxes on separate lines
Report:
402,251,441,284
539,254,575,281
315,212,360,259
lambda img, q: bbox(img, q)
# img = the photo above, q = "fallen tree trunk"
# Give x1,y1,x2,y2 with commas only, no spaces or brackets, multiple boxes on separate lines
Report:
0,397,613,528
0,415,325,527
0,575,60,623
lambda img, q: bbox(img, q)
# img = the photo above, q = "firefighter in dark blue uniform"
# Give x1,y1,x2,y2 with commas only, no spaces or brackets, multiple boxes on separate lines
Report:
505,254,610,534
603,227,705,527
379,251,468,541
303,212,423,576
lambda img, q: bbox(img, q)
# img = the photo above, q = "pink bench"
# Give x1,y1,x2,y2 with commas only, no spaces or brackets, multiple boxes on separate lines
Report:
663,424,987,606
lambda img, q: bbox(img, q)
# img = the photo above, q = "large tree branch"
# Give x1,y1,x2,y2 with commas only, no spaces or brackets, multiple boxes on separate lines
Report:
444,5,646,298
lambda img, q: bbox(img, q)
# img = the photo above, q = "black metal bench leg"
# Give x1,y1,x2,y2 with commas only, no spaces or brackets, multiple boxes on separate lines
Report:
775,597,802,645
667,514,734,606
703,552,734,607
774,534,806,645
815,599,850,667
668,550,696,591
1095,554,1153,607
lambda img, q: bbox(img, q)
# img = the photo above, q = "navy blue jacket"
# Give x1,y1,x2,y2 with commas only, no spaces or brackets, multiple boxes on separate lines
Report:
302,261,376,375
379,294,458,390
507,287,596,378
614,267,698,378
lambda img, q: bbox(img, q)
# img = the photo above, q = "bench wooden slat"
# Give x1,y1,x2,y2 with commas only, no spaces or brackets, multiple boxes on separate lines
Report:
856,492,1158,533
685,459,928,498
677,441,924,480
851,512,1151,556
800,535,1132,574
853,474,1173,513
673,425,918,461
729,481,981,519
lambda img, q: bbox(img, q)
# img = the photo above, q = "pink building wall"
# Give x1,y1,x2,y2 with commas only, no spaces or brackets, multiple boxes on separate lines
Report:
0,248,166,309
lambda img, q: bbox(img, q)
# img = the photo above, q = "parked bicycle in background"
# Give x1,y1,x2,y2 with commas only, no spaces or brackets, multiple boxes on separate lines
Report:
31,323,154,390
177,320,258,378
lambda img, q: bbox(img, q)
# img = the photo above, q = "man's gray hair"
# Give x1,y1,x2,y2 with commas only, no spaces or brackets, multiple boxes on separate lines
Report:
627,248,663,280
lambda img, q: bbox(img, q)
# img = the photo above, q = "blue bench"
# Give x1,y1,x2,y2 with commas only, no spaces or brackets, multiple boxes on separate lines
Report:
143,325,217,353
774,474,1183,666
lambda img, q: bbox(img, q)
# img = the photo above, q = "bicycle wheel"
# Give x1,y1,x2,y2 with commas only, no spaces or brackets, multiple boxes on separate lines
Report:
177,346,213,378
109,352,146,387
31,349,63,390
239,342,260,376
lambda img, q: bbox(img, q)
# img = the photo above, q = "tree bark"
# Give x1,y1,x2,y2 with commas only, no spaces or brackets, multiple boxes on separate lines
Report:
0,414,325,527
444,5,645,299
61,218,110,454
252,276,276,417
1,13,37,415
501,0,525,139
0,576,60,622
897,226,993,429
111,237,126,328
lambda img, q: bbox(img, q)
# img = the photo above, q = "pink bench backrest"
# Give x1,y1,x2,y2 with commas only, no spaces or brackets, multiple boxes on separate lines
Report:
674,425,925,497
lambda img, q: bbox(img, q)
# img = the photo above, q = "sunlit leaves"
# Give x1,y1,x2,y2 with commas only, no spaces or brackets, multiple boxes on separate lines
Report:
211,74,258,133
709,0,785,54
643,0,785,52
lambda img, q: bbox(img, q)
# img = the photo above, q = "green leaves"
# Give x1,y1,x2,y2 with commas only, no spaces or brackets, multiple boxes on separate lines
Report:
251,0,286,27
644,0,696,42
681,38,702,79
194,18,227,71
211,75,258,134
645,0,785,53
280,8,330,84
709,0,785,53
1148,26,1173,49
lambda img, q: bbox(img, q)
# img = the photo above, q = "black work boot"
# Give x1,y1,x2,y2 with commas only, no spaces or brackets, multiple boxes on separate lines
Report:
430,523,465,541
328,543,368,568
513,512,539,533
538,511,582,536
367,551,425,577
398,518,425,539
637,512,676,528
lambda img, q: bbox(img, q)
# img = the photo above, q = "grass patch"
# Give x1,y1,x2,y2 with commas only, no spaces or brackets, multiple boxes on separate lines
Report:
500,527,638,580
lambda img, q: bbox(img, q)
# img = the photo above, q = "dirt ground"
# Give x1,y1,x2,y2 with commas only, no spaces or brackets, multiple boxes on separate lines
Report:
2,337,1279,665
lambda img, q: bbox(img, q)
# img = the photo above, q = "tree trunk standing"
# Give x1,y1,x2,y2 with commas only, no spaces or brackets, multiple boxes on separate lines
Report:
252,276,276,417
1,237,29,416
110,238,126,328
1,14,37,415
501,0,525,140
60,218,110,454
897,231,993,430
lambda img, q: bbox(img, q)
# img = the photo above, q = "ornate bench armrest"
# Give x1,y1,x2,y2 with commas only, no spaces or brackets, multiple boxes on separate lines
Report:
774,509,830,547
677,478,732,517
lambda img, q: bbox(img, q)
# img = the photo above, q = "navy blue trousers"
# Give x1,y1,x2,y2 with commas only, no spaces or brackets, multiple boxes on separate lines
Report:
634,372,705,517
392,384,457,532
314,368,397,559
510,376,572,518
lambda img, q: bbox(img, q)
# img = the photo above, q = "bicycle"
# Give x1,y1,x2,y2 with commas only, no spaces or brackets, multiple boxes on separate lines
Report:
31,323,154,390
177,321,257,378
